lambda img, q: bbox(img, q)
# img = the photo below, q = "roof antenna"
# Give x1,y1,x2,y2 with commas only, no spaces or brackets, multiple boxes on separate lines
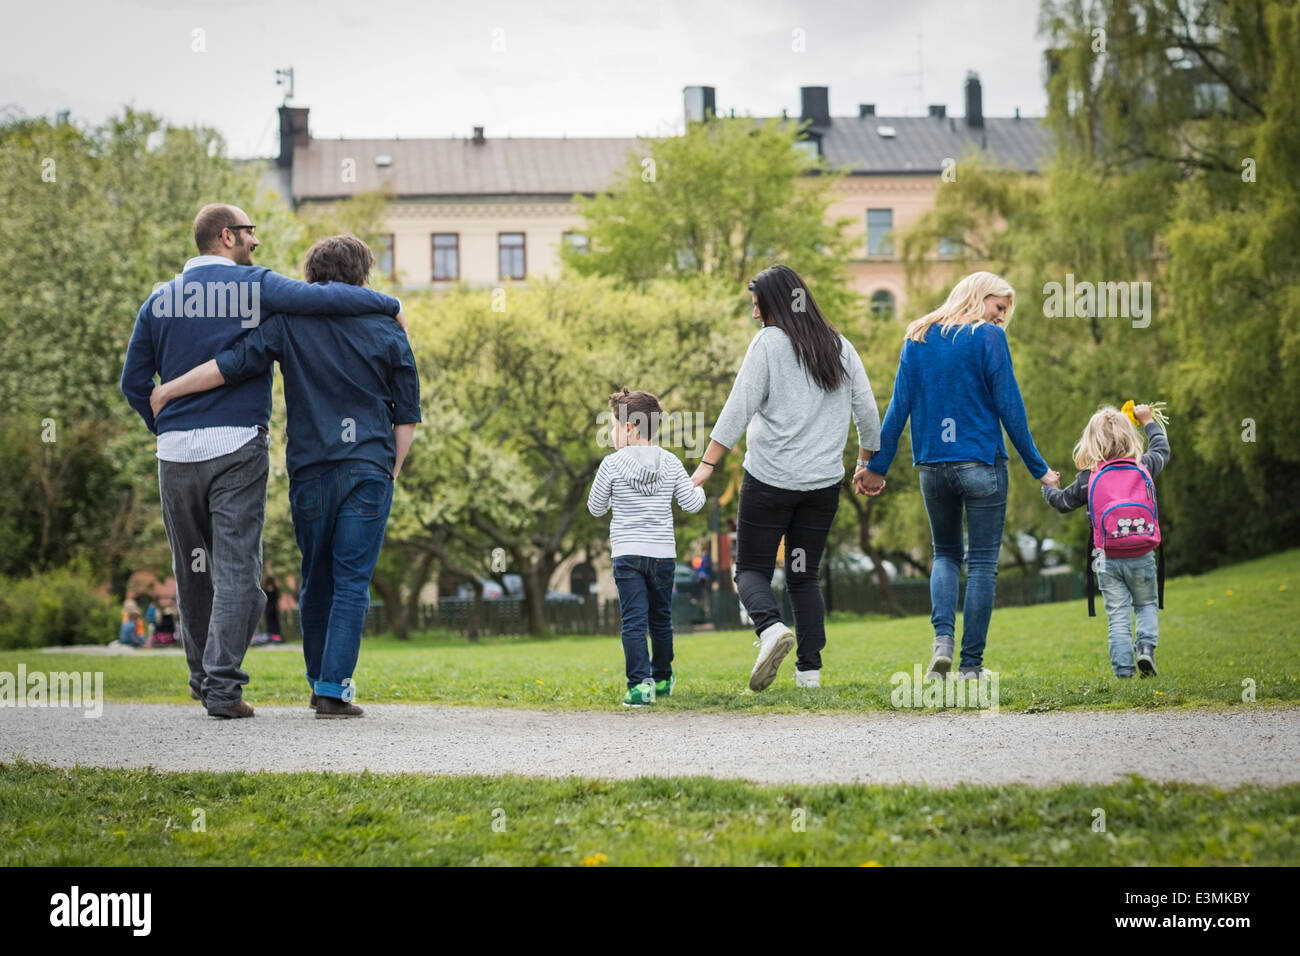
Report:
275,67,295,105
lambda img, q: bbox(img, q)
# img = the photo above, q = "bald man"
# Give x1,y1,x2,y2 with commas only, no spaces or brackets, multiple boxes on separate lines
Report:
121,203,406,718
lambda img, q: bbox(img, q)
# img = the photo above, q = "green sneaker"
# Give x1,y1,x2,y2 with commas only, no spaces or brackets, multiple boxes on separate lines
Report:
622,680,655,707
654,674,676,698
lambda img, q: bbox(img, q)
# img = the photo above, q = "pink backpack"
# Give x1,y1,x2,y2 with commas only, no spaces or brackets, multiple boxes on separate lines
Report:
1087,458,1161,557
1083,457,1165,617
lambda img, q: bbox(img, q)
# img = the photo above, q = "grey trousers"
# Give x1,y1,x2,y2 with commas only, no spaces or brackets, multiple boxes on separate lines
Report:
158,431,269,709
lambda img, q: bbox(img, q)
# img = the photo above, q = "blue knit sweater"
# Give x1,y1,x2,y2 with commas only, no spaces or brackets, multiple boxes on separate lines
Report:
867,322,1048,478
121,263,400,435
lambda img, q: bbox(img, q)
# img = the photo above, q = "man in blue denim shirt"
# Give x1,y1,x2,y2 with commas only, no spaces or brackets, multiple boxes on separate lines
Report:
152,234,421,718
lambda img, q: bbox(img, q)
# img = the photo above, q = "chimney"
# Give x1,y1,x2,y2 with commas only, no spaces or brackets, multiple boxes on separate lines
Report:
928,104,946,119
964,71,983,128
800,86,830,126
277,105,310,168
859,104,875,117
472,126,485,145
684,86,717,125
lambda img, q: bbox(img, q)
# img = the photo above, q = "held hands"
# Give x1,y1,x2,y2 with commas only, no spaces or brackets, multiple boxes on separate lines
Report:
690,462,713,487
1039,468,1061,489
854,467,886,496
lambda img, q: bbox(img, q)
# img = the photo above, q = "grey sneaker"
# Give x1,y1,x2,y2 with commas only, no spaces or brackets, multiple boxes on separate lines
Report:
957,666,989,680
1136,642,1158,677
926,637,955,679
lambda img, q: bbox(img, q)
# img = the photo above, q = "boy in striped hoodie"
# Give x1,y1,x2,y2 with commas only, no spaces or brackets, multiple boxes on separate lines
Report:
588,388,706,706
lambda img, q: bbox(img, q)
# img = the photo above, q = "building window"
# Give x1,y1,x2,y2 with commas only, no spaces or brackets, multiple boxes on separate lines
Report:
499,233,526,279
376,234,395,281
432,233,459,281
937,236,960,258
870,289,896,319
563,231,589,255
793,138,820,159
867,209,893,257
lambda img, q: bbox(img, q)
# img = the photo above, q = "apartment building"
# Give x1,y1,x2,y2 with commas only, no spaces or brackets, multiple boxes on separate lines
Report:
265,72,1049,314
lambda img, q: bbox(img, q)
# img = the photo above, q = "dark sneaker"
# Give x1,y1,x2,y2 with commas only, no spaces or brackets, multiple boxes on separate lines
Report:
315,696,365,719
309,693,319,711
207,699,254,719
1136,642,1158,677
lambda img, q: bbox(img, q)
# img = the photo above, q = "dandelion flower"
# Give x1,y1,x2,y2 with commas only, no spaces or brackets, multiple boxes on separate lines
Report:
582,853,608,866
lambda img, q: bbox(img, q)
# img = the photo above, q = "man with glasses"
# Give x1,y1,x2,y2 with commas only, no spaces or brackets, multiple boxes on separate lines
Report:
121,203,408,719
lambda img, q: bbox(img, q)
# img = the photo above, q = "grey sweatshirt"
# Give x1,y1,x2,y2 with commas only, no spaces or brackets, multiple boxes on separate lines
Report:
710,328,881,491
1042,421,1171,513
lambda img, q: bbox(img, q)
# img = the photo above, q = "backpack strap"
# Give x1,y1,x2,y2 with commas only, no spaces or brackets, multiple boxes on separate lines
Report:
1157,544,1165,610
1086,553,1096,617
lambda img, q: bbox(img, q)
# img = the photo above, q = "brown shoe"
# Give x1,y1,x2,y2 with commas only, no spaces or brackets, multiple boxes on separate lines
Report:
207,699,254,719
309,693,319,711
315,696,364,719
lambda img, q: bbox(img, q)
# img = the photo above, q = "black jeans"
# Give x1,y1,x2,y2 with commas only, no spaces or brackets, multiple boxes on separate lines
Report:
734,470,841,671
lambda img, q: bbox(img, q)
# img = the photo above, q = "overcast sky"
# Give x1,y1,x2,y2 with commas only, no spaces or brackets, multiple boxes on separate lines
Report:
3,0,1050,157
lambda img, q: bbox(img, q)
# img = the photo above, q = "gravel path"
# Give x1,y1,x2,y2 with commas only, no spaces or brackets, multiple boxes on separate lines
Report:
3,703,1299,788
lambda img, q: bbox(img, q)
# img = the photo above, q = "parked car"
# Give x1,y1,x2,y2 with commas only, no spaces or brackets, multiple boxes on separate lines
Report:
825,549,900,582
450,574,524,601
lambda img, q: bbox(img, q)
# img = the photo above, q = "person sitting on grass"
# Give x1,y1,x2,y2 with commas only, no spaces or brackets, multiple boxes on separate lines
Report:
588,388,706,707
151,234,421,719
1041,403,1171,678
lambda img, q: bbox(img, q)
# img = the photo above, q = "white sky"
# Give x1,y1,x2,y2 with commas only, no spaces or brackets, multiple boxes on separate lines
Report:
3,0,1049,157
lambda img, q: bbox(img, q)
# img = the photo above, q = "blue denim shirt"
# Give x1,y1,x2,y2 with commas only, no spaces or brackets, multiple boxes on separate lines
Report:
215,312,421,480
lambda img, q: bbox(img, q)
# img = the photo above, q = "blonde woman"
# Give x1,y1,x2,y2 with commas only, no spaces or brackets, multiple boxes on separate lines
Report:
1042,404,1171,677
856,272,1059,679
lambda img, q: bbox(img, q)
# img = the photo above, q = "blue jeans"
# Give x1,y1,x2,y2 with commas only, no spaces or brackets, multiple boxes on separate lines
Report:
1097,552,1159,677
918,456,1009,668
290,461,395,702
613,555,675,688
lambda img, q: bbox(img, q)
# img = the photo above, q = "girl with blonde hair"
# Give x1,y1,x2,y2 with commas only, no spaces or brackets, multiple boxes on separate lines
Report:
1043,403,1172,677
857,271,1059,680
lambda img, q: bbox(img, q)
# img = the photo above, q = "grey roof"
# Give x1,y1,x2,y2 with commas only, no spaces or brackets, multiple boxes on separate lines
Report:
290,136,644,201
779,115,1053,174
288,116,1051,201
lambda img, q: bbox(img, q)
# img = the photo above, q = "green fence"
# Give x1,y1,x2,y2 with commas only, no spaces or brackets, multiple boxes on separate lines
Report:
277,570,1084,640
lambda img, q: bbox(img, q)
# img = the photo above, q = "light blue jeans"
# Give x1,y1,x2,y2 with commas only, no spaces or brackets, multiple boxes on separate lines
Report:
918,456,1009,669
1096,552,1159,677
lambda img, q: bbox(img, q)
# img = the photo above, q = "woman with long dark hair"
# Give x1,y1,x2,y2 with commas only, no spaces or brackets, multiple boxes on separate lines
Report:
692,264,881,691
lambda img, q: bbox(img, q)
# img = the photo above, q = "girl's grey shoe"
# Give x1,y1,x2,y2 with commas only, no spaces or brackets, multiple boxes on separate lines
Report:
957,666,989,680
926,637,954,679
1136,642,1158,677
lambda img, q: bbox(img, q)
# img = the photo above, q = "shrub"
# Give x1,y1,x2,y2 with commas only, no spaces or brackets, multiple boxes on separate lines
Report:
0,566,117,649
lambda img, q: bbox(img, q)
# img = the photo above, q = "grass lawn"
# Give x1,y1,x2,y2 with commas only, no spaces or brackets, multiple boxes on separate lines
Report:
2,548,1296,714
1,762,1296,866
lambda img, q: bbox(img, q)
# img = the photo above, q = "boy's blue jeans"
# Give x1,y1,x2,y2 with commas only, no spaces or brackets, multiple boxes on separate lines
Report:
918,456,1009,669
290,461,394,702
1096,551,1159,677
613,555,675,688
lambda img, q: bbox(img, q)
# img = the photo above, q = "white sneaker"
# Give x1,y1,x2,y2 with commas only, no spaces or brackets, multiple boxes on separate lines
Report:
749,622,795,692
795,669,821,688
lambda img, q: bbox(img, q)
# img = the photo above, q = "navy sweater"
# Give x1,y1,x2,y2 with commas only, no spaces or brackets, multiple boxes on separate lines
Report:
120,264,401,434
215,312,422,481
868,322,1048,479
